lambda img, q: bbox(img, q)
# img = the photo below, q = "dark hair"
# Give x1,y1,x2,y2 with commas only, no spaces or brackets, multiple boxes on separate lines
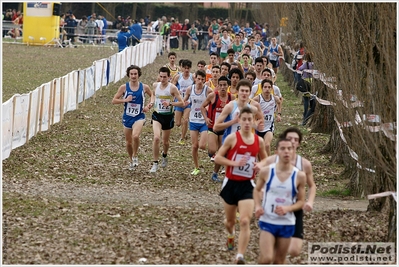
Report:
261,78,273,88
227,48,235,55
245,70,256,80
239,105,253,117
255,57,264,65
262,68,272,76
126,65,142,77
212,65,221,71
179,59,185,66
197,60,206,66
279,127,303,144
159,66,171,76
236,79,252,91
195,69,206,78
221,62,231,71
260,55,269,65
218,75,230,84
168,51,177,58
229,68,244,80
209,52,219,58
276,137,294,149
181,59,192,68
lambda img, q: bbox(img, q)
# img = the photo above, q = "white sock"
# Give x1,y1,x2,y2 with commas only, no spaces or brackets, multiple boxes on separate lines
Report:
236,253,244,259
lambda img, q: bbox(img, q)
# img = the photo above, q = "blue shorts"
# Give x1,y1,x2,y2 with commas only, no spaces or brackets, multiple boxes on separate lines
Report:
122,113,145,129
174,103,191,112
189,122,207,132
258,221,295,238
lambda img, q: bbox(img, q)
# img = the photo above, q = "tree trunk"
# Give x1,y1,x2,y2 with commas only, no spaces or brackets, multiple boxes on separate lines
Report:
131,3,137,20
101,3,120,22
387,199,396,243
308,81,334,134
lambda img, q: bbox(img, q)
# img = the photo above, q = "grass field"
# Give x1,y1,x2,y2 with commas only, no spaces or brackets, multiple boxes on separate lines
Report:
2,42,386,264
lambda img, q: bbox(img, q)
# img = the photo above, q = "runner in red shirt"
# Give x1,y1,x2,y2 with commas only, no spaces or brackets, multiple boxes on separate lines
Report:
214,105,267,264
201,76,235,182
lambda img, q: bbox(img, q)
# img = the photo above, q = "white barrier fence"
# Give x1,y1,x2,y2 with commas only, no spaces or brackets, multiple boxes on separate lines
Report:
2,36,163,160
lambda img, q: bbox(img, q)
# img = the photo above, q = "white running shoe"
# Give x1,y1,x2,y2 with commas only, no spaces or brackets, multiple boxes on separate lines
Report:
161,157,168,168
132,157,139,167
128,162,135,170
150,163,158,173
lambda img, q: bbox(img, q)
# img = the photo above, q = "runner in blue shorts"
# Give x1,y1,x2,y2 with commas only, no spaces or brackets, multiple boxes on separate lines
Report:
253,138,306,264
183,70,211,175
171,59,194,145
112,65,154,170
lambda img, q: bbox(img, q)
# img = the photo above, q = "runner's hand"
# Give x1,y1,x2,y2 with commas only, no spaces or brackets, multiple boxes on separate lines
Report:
303,202,313,212
125,95,133,102
255,206,264,218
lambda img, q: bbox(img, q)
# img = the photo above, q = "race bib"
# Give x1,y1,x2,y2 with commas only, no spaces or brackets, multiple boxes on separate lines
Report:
156,98,171,113
232,153,256,178
269,54,278,61
193,111,202,119
126,103,141,117
264,114,273,121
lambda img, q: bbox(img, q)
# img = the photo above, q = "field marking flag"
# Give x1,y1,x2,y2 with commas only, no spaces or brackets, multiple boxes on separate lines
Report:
67,71,78,112
78,69,85,103
39,82,51,132
108,54,116,84
85,66,95,99
53,77,61,124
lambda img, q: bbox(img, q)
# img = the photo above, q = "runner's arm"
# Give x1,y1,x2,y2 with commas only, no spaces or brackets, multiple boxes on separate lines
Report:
111,84,129,104
143,84,154,111
303,160,316,212
170,85,185,108
201,92,215,126
213,103,236,132
254,166,270,218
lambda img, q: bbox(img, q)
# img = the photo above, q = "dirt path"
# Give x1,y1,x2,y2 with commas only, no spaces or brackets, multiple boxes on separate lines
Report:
3,178,369,211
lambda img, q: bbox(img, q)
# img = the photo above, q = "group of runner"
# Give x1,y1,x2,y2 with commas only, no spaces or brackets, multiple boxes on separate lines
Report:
112,48,316,264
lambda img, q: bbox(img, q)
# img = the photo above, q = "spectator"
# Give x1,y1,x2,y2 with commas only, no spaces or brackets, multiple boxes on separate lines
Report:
76,16,88,43
8,13,23,38
117,26,134,52
59,13,67,41
95,15,105,44
65,12,78,43
297,52,315,126
181,19,190,50
195,19,203,50
3,9,13,37
144,15,150,26
169,18,181,49
114,15,124,30
101,15,108,43
130,19,142,46
201,20,209,51
85,16,97,43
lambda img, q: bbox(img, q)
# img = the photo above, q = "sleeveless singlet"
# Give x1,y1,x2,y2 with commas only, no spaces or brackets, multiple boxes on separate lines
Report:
154,82,174,115
258,94,276,133
189,84,209,123
123,82,145,119
260,163,299,225
225,131,260,181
